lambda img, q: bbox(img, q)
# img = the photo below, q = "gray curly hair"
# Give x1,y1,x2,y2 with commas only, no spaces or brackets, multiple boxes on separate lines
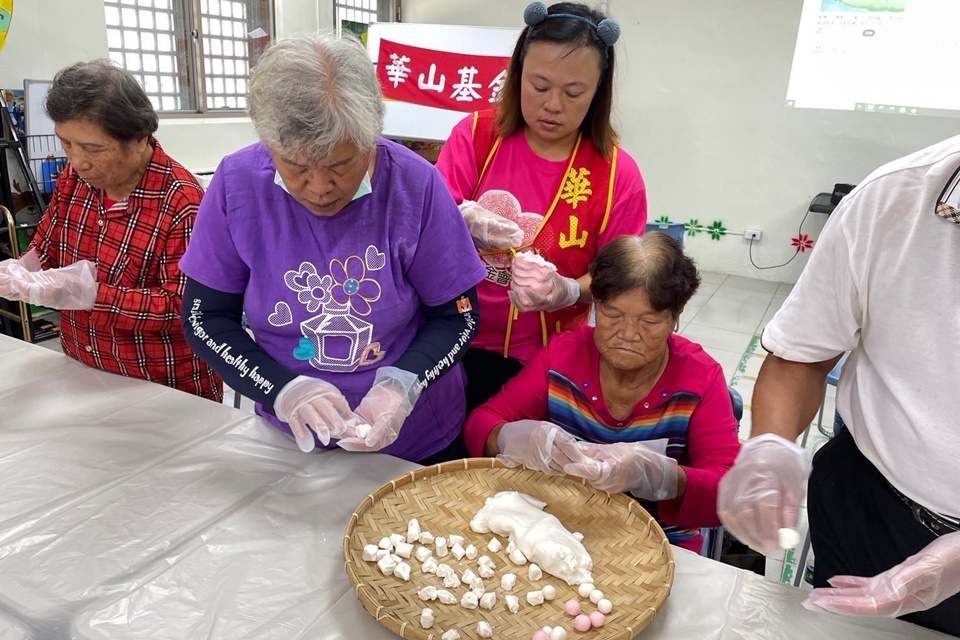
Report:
248,32,385,161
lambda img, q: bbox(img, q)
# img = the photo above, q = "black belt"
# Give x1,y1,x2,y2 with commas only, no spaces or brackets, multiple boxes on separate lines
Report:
887,481,960,537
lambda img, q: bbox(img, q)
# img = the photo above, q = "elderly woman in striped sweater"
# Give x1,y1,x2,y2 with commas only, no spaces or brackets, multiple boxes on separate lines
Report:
464,232,741,552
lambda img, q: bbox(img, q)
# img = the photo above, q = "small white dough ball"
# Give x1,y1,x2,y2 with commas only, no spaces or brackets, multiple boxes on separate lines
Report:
437,589,458,605
578,583,595,598
528,563,543,581
479,591,497,610
526,590,545,606
541,584,557,601
460,591,479,609
441,629,460,640
420,607,434,629
597,598,613,614
449,534,465,547
477,621,494,638
378,537,392,550
465,544,478,560
501,573,517,591
778,527,801,549
505,594,520,613
355,423,371,439
487,537,502,553
394,561,412,581
406,518,421,543
415,546,432,563
362,544,379,562
589,589,604,604
550,627,568,640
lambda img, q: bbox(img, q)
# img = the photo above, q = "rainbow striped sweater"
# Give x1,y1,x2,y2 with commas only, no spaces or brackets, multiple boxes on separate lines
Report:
465,327,741,552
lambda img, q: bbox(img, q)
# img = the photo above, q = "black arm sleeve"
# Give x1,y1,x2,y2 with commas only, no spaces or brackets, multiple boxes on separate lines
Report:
392,286,480,389
181,278,296,414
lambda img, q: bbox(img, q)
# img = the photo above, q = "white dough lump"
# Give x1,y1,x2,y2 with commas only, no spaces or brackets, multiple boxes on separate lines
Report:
470,491,593,585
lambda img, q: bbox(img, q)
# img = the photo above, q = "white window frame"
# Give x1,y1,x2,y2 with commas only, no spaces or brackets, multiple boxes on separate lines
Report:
103,0,275,116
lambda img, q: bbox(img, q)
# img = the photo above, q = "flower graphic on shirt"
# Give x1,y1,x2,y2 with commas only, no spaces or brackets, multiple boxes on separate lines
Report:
791,233,814,252
283,261,333,313
329,255,381,316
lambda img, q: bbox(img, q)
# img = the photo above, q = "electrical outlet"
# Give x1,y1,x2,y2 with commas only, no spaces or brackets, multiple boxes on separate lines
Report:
744,229,762,241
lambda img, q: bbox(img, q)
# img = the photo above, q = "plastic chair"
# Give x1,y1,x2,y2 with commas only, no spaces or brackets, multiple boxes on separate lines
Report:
701,387,743,560
815,353,848,437
645,222,686,248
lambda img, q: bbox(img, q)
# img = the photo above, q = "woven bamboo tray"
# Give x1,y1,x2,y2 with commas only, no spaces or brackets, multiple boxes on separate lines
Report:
344,458,675,640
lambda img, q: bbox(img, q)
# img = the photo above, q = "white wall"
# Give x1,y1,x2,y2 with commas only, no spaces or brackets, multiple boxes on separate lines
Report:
403,0,960,282
0,0,330,173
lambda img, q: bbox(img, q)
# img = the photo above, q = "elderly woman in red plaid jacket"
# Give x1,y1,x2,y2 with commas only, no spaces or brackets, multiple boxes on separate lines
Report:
0,60,222,401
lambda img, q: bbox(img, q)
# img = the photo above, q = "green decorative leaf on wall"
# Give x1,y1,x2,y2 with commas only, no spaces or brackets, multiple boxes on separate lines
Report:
655,215,671,224
708,220,727,241
686,219,701,237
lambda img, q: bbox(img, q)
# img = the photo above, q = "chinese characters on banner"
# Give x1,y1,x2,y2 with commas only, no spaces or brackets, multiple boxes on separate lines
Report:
376,38,510,113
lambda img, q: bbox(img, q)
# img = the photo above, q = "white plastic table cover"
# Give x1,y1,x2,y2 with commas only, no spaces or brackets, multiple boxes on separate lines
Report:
0,335,951,640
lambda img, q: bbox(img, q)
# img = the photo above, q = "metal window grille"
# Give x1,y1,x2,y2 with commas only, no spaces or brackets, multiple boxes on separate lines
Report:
334,0,399,40
103,0,272,113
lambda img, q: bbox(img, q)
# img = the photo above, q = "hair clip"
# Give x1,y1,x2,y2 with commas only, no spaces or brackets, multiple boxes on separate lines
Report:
522,1,621,47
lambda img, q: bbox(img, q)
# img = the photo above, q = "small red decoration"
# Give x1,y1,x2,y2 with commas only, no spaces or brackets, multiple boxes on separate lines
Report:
791,233,814,252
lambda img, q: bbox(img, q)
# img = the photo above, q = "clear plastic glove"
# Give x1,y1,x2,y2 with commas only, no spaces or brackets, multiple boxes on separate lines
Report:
508,251,581,312
0,259,98,310
459,200,524,250
563,441,679,500
0,248,42,276
804,531,960,618
338,366,421,452
717,433,812,552
496,420,591,475
274,375,356,452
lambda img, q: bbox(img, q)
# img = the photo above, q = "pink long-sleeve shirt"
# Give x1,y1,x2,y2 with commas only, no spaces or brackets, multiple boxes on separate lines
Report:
465,327,741,551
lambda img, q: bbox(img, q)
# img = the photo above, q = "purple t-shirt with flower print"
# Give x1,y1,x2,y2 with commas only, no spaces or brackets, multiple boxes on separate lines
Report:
179,139,487,461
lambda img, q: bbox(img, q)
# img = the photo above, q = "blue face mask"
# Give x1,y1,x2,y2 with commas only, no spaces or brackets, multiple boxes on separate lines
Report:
274,170,372,202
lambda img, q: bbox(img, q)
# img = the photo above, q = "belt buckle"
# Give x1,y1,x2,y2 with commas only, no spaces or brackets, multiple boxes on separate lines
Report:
912,503,949,535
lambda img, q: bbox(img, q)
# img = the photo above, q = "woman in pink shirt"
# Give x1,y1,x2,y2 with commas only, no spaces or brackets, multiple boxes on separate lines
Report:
436,2,647,412
464,234,740,552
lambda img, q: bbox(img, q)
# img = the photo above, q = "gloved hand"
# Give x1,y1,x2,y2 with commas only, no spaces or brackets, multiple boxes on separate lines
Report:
804,531,960,618
717,433,812,552
563,441,679,500
496,420,590,475
338,366,421,452
0,259,98,310
508,251,581,312
459,200,524,250
274,375,357,452
0,248,42,276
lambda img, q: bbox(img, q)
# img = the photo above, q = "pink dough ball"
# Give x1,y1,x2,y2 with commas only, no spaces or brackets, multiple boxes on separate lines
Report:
573,615,592,632
589,611,606,628
532,631,551,640
563,599,581,616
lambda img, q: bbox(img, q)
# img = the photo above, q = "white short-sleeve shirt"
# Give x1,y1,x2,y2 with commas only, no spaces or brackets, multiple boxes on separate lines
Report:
763,134,960,517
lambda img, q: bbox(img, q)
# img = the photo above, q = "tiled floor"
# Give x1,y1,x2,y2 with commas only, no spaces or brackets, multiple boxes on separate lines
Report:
35,270,832,587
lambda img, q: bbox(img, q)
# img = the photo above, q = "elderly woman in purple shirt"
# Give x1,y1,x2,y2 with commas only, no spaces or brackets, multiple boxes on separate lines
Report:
179,32,486,463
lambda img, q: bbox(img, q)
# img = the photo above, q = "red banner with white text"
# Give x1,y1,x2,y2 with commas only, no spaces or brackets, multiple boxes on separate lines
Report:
376,38,511,113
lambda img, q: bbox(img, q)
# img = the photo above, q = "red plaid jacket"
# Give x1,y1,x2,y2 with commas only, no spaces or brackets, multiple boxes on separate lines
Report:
31,139,223,401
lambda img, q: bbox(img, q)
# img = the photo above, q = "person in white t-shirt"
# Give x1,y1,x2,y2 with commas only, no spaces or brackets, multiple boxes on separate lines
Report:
717,135,960,637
